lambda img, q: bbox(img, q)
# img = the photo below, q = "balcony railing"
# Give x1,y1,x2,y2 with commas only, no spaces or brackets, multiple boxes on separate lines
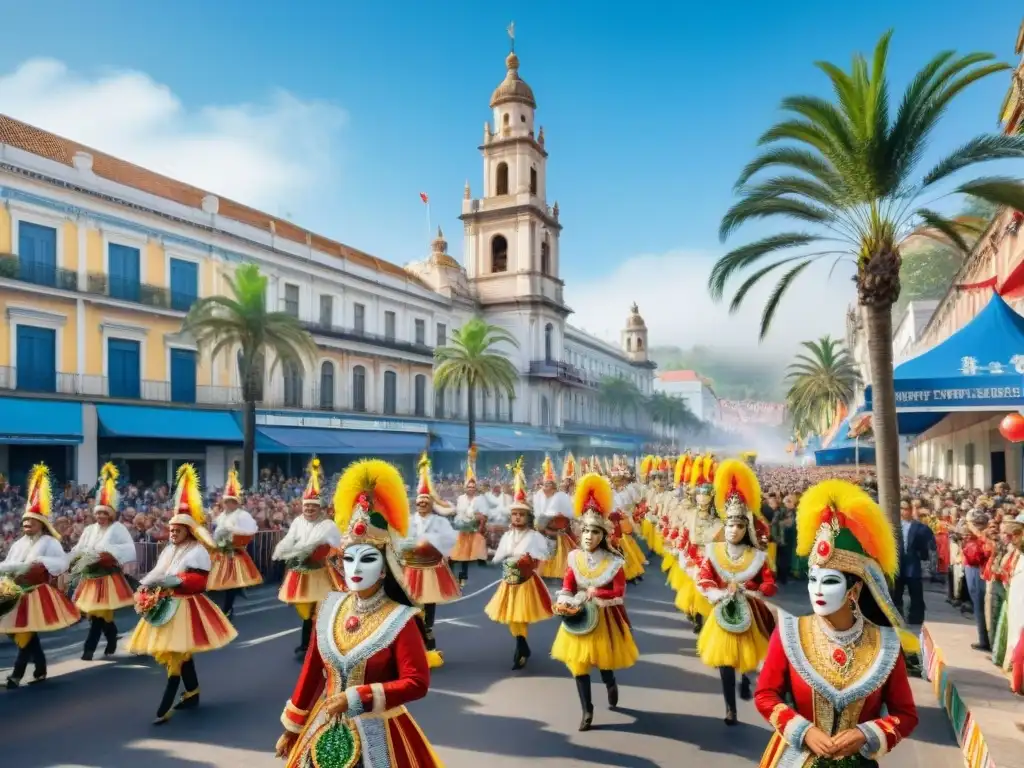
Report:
302,321,434,358
0,254,79,292
528,359,599,389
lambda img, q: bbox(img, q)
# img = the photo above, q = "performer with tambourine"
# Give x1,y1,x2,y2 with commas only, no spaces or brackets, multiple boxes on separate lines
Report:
551,471,639,731
484,458,554,670
451,447,490,588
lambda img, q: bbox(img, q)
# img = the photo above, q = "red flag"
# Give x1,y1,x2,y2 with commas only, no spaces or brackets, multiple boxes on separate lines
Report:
419,192,429,204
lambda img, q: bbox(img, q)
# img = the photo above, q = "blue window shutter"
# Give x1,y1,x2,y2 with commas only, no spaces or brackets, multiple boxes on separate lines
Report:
169,258,198,312
108,338,141,399
108,244,141,302
170,348,197,404
18,222,57,287
15,325,56,393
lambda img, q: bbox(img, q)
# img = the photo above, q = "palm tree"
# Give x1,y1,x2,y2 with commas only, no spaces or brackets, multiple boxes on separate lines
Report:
645,392,702,445
183,263,318,489
785,336,861,438
708,31,1024,527
598,376,643,429
433,317,519,449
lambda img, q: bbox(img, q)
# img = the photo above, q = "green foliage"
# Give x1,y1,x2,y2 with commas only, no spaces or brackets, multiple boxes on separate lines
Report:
784,336,861,438
648,345,787,401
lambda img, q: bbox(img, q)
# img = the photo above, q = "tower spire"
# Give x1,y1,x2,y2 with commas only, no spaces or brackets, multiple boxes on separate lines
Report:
507,21,515,53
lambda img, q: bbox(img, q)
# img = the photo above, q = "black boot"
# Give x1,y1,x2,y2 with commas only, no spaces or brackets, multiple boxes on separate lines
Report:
423,604,437,651
5,642,32,689
82,617,103,661
600,669,619,708
739,674,752,701
512,635,530,670
102,620,119,656
222,589,237,619
458,562,469,588
294,618,313,658
154,675,181,724
720,667,738,725
693,613,704,635
26,635,46,684
574,675,594,731
175,659,200,710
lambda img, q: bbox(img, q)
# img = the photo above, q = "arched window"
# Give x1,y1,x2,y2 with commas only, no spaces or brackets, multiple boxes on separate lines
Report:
383,370,397,414
637,337,644,350
540,240,550,275
491,235,508,273
626,337,632,351
495,162,509,196
237,349,265,402
434,387,445,418
540,396,550,428
530,167,538,195
352,365,366,412
414,374,426,417
283,360,303,408
544,323,553,363
319,361,335,410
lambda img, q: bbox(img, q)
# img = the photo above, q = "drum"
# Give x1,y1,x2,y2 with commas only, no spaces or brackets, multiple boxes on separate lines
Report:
559,600,599,636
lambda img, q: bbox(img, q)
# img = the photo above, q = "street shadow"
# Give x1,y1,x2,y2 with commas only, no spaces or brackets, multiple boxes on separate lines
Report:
605,707,767,761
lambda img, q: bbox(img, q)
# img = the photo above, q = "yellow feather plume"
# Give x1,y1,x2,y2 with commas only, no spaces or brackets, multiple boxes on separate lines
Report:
796,479,898,578
174,463,206,525
100,462,119,484
713,458,762,519
333,459,409,538
673,453,691,487
639,455,654,479
26,463,53,519
306,457,322,495
574,472,614,519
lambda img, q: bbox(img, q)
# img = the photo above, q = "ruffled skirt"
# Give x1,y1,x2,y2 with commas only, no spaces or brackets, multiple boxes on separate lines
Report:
538,532,574,579
209,549,264,591
640,519,654,548
696,595,774,674
404,561,462,605
450,532,487,562
551,603,639,676
0,584,80,634
484,575,553,625
674,566,711,618
127,594,237,657
620,535,646,580
74,572,135,615
278,567,335,606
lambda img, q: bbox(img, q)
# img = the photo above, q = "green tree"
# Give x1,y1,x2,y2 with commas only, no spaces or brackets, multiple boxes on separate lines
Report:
645,391,703,445
785,336,861,438
598,376,644,429
183,264,318,489
433,317,519,449
708,32,1023,529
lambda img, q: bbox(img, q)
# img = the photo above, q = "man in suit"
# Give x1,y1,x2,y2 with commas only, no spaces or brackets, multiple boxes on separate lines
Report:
894,499,935,625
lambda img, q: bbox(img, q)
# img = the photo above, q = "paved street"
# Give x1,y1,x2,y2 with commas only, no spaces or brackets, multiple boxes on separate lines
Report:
0,568,961,768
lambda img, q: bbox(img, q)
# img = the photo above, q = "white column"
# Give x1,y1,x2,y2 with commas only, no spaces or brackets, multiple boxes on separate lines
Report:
77,402,98,485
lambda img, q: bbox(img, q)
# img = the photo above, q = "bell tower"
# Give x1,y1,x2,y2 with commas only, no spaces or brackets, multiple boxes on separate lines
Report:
622,304,649,363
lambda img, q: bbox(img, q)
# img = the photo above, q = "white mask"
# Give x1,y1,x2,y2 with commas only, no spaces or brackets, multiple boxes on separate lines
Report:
342,544,384,592
580,525,603,553
807,566,849,616
724,520,746,545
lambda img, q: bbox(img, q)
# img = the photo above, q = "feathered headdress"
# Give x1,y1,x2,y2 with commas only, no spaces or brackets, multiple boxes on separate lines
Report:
302,457,323,506
796,479,918,652
23,463,59,540
689,455,714,493
713,458,764,549
639,455,654,482
94,462,120,513
673,453,692,489
562,452,577,482
416,452,436,502
542,455,557,484
464,445,478,484
333,459,410,544
169,464,214,547
509,457,530,512
222,467,243,503
574,472,614,534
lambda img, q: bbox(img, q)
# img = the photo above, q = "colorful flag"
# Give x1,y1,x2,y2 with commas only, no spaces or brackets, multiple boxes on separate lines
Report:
419,192,429,204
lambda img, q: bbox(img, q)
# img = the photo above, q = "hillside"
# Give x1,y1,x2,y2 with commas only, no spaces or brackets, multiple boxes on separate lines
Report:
650,345,787,402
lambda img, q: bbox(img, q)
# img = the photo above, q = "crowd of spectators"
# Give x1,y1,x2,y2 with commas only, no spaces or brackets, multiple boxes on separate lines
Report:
719,399,786,427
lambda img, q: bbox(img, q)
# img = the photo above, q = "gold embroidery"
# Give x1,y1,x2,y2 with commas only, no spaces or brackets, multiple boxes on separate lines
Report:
769,702,788,729
709,542,757,574
797,615,881,691
332,597,402,654
570,550,617,581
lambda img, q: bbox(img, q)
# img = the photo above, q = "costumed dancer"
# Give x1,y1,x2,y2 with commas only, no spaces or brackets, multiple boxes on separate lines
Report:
400,453,461,669
661,454,692,596
272,457,342,658
753,479,920,766
208,468,262,619
552,472,639,731
126,464,237,723
0,464,79,688
637,455,656,549
535,455,576,580
71,462,137,661
695,458,776,725
677,455,720,632
276,459,443,767
612,464,646,583
993,515,1022,669
450,447,489,588
485,458,554,670
561,452,578,498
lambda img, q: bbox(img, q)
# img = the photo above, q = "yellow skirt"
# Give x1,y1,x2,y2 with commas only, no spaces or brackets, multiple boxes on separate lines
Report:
450,531,488,562
209,549,264,591
551,603,639,676
641,519,654,548
620,535,646,580
652,532,665,557
127,593,237,657
696,599,771,674
278,567,335,605
74,572,135,615
484,575,553,626
0,584,80,634
538,533,574,579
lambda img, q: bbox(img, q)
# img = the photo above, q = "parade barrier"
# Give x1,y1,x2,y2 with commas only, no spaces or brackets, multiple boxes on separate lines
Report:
920,617,1022,768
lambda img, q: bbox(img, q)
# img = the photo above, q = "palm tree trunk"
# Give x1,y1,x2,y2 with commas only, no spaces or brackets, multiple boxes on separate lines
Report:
865,304,902,544
242,397,256,489
467,381,476,449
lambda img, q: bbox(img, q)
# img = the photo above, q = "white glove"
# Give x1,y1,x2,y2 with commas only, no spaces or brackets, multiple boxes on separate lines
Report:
0,562,16,574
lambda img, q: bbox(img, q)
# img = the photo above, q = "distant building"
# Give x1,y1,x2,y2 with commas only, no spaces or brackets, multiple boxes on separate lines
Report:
654,370,720,423
893,300,939,364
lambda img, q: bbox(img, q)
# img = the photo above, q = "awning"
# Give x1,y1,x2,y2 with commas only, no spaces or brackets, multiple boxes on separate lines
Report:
0,398,82,444
97,405,242,442
257,426,427,455
429,423,562,453
864,294,1024,435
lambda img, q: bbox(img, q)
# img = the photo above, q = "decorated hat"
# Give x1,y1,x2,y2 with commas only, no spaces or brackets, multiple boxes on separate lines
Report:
639,455,654,482
713,458,765,549
302,457,323,506
797,479,918,652
94,462,120,514
673,453,692,489
689,455,715,495
574,472,615,536
464,445,478,485
415,452,436,503
509,457,531,512
562,452,577,482
542,455,557,484
222,468,243,503
169,464,215,548
23,463,59,541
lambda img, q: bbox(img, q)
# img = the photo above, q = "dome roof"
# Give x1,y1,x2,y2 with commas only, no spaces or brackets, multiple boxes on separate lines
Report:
429,227,464,271
490,52,536,109
626,303,646,329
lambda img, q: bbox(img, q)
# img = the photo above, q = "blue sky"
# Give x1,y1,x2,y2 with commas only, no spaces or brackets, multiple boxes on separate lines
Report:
1,2,1021,356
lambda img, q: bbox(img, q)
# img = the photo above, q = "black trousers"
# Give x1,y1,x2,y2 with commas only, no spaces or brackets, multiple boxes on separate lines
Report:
775,546,793,584
894,575,926,625
9,634,46,681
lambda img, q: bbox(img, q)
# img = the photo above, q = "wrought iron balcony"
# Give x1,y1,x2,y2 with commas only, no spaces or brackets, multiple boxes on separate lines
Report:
301,321,434,358
0,254,79,292
527,359,599,389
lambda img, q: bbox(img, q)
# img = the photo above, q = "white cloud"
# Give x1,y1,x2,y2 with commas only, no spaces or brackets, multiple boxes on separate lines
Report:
565,250,853,360
0,58,346,212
